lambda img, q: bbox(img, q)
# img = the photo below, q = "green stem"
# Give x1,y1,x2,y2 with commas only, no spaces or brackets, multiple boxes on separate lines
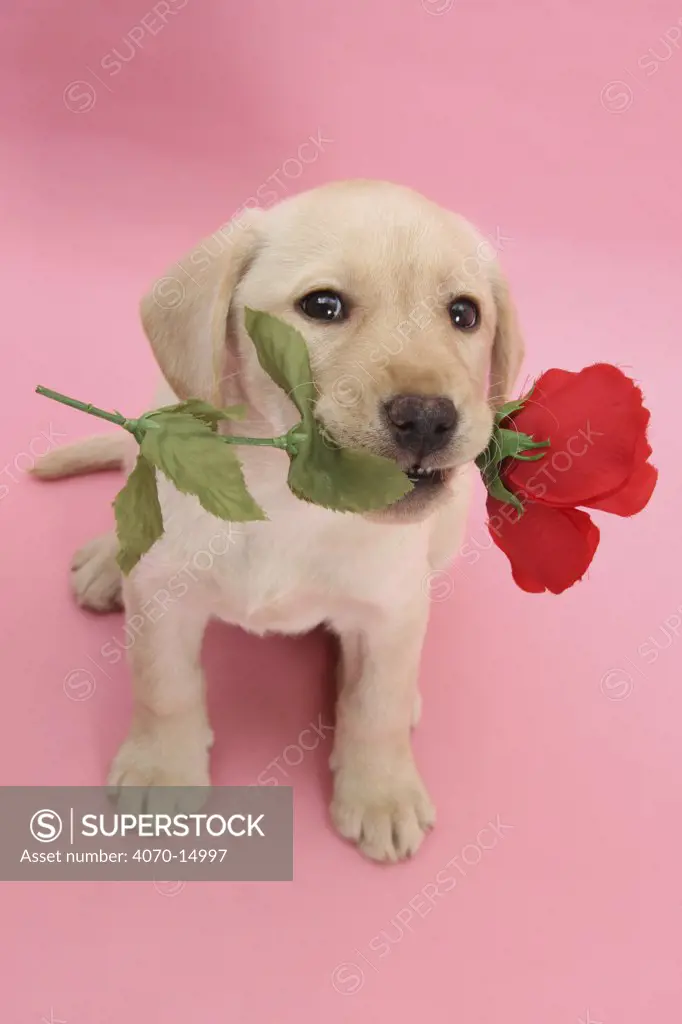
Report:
222,434,290,450
35,385,296,453
35,387,132,430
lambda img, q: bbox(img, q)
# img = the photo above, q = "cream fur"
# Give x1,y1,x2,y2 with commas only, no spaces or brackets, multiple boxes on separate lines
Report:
34,180,524,862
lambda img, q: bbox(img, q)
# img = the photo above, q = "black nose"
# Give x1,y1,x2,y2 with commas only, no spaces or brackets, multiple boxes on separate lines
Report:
384,394,458,456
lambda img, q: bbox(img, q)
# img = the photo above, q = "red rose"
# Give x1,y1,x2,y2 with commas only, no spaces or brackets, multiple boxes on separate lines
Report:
484,364,657,594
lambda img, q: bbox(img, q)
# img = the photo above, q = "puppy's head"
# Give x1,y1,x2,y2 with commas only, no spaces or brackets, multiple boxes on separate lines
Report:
141,181,524,522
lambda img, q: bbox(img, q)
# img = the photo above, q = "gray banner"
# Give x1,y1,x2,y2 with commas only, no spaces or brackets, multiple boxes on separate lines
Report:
0,787,293,881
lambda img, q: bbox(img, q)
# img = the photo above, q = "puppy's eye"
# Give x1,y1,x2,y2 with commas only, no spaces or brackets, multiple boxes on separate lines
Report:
298,290,347,323
449,297,480,331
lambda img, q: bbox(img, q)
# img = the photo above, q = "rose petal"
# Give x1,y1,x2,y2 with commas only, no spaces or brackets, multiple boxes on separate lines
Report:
584,431,657,515
520,368,575,402
505,364,650,507
508,564,546,593
498,370,575,429
487,495,600,594
587,461,658,515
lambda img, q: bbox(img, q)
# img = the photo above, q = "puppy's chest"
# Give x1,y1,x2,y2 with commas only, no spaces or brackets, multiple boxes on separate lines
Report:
210,509,428,636
157,473,430,637
211,530,378,635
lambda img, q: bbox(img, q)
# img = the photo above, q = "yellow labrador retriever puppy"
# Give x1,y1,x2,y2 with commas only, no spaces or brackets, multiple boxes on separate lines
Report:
35,180,524,862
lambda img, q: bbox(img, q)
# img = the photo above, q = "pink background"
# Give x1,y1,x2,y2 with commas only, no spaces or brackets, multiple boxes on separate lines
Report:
2,1,681,1021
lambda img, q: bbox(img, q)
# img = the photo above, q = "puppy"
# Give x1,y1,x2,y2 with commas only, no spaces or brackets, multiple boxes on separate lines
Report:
34,180,524,862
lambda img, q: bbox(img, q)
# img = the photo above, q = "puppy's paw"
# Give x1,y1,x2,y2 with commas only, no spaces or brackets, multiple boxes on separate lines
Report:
71,534,122,613
107,729,212,814
331,754,435,862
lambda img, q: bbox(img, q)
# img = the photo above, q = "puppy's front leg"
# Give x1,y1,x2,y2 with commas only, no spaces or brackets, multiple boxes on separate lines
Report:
331,600,435,862
108,577,213,812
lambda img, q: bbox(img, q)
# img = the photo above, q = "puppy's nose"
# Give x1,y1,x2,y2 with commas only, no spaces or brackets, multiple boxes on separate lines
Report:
384,394,458,456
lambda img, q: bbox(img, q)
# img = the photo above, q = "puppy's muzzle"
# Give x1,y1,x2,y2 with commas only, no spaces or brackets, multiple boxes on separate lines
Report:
384,394,458,459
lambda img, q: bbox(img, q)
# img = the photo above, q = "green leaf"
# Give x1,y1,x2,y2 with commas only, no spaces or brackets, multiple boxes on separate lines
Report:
113,455,164,574
141,416,266,522
494,397,526,424
477,422,549,480
476,415,551,516
497,427,526,460
494,384,536,425
150,399,246,431
287,425,412,513
243,310,412,512
485,472,524,514
244,308,317,421
497,427,549,460
476,425,512,478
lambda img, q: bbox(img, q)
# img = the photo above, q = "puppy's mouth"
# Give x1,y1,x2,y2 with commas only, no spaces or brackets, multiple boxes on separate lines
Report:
361,458,455,523
391,460,456,516
316,417,457,516
404,464,453,489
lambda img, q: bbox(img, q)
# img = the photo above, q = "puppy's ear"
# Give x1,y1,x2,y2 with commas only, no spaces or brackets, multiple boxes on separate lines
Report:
139,209,264,402
489,270,525,407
